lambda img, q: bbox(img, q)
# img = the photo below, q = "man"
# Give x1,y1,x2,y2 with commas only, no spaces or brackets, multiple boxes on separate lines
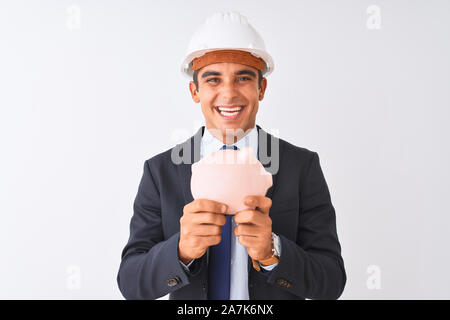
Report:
117,11,346,300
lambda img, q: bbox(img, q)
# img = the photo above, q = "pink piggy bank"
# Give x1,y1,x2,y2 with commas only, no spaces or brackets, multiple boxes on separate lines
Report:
190,146,273,215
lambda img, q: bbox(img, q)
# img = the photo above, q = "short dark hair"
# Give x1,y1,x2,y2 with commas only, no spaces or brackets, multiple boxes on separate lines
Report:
193,69,263,92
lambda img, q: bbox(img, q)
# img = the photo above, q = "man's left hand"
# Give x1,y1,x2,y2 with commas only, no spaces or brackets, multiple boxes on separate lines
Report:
233,195,273,261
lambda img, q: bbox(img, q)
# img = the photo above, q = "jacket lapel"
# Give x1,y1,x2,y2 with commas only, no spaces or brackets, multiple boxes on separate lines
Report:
256,124,281,200
176,126,204,205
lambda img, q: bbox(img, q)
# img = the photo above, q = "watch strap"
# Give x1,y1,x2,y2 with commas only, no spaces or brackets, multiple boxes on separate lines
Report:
250,233,280,272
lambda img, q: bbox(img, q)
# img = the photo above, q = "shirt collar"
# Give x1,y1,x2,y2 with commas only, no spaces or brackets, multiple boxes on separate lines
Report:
200,126,258,160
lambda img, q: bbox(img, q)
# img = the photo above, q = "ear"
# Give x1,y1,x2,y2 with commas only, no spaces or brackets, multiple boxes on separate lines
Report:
189,81,200,103
258,77,267,101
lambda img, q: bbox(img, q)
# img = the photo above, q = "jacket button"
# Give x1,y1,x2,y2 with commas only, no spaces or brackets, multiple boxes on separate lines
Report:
166,277,181,287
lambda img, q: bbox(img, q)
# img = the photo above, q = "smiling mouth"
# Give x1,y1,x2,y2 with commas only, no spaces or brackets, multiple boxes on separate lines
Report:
214,105,245,119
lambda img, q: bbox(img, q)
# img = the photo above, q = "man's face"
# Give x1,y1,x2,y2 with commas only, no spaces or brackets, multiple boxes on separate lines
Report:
189,62,267,144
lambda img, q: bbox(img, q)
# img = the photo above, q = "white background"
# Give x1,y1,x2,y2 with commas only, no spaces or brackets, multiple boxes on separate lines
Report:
1,0,449,299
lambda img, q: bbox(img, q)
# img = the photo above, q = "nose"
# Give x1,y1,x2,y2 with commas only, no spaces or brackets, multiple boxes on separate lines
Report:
218,78,240,102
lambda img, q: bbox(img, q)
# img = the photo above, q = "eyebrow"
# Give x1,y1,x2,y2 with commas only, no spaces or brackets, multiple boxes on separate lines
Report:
201,71,221,78
235,69,257,78
201,69,257,79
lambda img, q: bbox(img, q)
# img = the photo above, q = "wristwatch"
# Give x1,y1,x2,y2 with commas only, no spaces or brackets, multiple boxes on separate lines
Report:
252,232,281,271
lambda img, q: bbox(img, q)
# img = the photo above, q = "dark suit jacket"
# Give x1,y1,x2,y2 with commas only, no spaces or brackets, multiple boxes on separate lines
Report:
117,125,346,300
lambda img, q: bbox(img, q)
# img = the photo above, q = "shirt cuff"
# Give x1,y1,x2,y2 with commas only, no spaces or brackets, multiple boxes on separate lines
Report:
179,259,195,272
260,262,278,271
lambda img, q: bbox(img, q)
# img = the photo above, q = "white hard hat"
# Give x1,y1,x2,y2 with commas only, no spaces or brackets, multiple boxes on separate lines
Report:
181,11,274,78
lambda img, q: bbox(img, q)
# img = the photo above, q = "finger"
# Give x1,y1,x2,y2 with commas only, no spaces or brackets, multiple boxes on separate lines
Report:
234,209,265,226
237,235,260,248
186,224,222,236
191,212,227,226
189,235,222,249
234,224,260,237
204,235,222,247
186,198,228,214
243,196,272,215
184,224,222,240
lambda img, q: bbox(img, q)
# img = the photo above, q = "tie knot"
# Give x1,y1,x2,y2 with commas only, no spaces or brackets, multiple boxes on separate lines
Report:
221,145,238,151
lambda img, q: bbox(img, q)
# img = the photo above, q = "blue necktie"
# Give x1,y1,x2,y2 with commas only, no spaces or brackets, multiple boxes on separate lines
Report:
208,144,238,300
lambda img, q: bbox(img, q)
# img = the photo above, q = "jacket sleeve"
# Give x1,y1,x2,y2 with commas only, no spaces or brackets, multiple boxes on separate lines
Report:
266,151,346,299
117,160,200,300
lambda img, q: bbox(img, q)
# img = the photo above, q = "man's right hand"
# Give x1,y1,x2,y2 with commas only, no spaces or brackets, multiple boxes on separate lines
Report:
178,199,228,265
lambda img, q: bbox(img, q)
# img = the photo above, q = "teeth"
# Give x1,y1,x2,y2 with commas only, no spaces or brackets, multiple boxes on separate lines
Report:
218,106,243,112
220,110,240,115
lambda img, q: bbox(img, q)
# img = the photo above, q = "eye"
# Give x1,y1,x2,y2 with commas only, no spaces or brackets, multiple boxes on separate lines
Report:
238,77,252,81
206,78,219,83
